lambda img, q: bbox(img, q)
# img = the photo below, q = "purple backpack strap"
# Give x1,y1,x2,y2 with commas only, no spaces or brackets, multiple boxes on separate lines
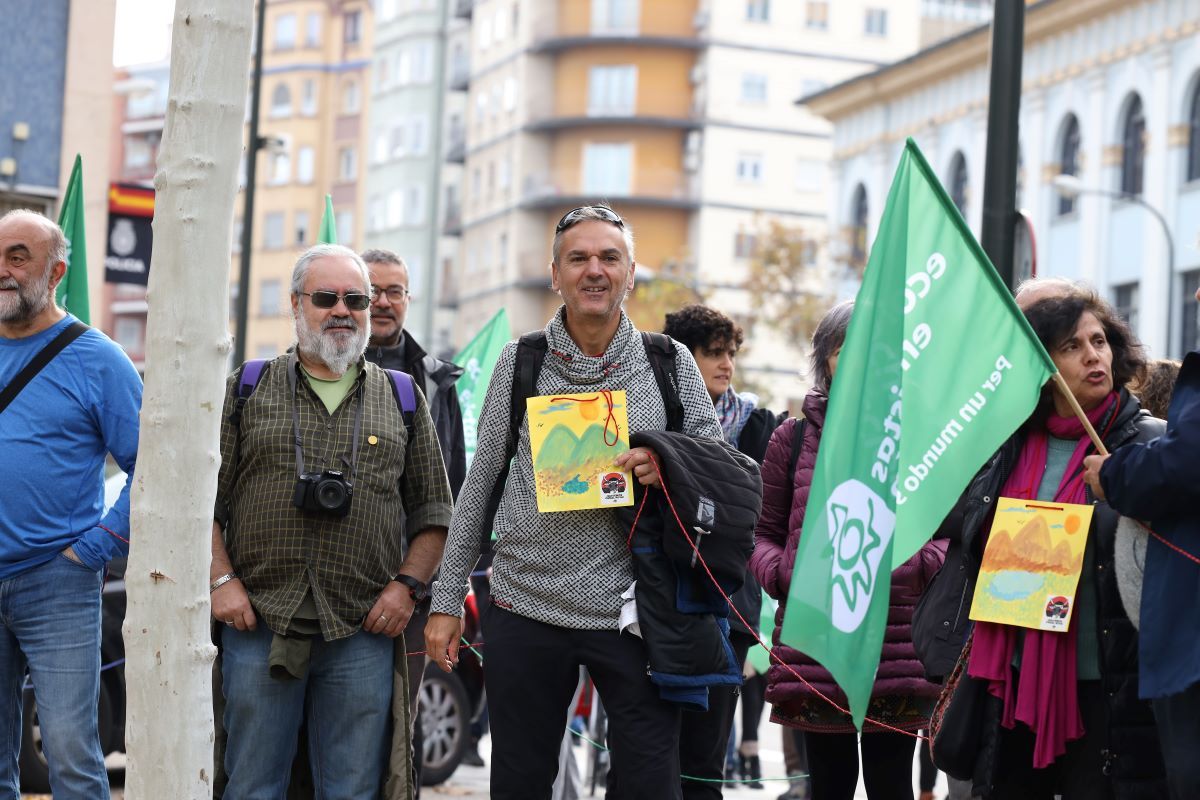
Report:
384,369,417,437
229,359,270,426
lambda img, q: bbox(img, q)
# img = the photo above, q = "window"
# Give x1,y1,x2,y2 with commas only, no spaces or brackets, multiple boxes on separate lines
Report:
493,6,507,40
864,8,888,36
373,133,389,164
410,116,429,155
232,216,243,253
1058,114,1081,215
741,73,768,105
1120,94,1145,196
336,211,354,246
850,183,868,270
746,0,769,22
806,1,829,30
344,10,362,44
269,150,291,185
800,79,827,98
736,152,763,183
113,317,144,355
1187,79,1200,182
338,147,357,181
734,232,758,259
591,0,639,34
795,158,824,193
123,136,154,170
387,190,403,228
1112,282,1138,332
368,195,385,232
273,13,297,50
294,212,310,246
378,0,397,22
295,146,314,185
499,158,512,191
948,151,968,215
412,41,435,84
588,66,637,116
582,143,633,195
405,185,426,225
342,80,361,115
305,13,321,47
486,162,496,195
1183,270,1200,354
259,279,283,316
269,83,291,118
503,77,517,111
263,212,285,250
301,79,317,116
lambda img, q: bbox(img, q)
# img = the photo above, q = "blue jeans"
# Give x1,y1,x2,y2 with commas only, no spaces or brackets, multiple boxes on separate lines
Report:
221,624,394,799
0,553,108,799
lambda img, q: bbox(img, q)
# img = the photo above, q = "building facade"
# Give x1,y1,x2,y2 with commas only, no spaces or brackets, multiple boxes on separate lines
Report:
809,0,1200,359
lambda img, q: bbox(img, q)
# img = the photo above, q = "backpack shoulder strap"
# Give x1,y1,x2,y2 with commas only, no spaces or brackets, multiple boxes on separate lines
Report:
0,320,89,415
384,368,417,439
641,331,684,433
787,417,807,494
228,359,270,428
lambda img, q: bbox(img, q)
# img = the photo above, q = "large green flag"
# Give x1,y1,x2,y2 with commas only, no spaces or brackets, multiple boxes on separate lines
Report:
318,194,337,244
55,154,90,323
454,308,511,468
781,139,1057,726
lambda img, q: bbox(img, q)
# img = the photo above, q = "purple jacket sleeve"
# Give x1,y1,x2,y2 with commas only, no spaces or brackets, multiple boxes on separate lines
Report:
750,419,795,600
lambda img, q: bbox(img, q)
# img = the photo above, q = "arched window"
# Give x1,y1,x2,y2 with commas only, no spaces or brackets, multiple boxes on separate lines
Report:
948,151,968,215
850,183,868,270
270,83,291,118
1187,78,1200,182
1058,114,1081,215
1120,94,1145,196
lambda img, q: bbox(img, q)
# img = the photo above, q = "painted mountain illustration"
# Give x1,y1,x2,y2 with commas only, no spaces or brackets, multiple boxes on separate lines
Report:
535,423,615,470
982,515,1076,575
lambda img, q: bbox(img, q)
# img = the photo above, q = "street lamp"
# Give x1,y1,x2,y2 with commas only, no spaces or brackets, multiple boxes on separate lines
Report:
1052,173,1177,358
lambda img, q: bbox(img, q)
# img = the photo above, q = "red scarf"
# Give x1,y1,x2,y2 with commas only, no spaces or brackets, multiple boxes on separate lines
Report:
967,392,1118,768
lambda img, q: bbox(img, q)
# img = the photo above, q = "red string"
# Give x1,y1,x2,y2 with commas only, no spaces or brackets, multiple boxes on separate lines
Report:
98,523,129,544
635,457,927,740
406,641,486,657
549,391,621,446
1135,519,1200,566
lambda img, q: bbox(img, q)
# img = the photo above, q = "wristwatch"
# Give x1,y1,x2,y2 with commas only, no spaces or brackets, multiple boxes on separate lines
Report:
393,574,428,601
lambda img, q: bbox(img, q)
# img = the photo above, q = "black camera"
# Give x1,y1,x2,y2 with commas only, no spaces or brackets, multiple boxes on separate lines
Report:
293,470,354,517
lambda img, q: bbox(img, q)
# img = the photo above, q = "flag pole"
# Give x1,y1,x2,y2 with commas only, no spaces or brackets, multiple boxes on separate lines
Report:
1050,373,1109,455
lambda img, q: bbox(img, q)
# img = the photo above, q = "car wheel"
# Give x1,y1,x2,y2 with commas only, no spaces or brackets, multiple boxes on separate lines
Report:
419,662,470,786
19,679,114,792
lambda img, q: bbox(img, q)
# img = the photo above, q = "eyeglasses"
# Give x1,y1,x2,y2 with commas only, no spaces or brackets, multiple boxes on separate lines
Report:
299,291,372,311
554,205,624,234
370,285,410,303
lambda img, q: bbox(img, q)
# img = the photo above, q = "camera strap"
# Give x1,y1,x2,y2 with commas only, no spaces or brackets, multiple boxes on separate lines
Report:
289,363,366,484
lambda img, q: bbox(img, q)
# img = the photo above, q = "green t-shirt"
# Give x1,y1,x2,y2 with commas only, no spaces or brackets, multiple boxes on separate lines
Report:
301,363,359,414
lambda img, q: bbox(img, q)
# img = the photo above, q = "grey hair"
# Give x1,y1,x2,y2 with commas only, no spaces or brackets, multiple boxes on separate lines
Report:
360,248,407,272
0,209,67,270
1013,276,1085,310
809,300,854,393
290,244,370,296
550,206,636,265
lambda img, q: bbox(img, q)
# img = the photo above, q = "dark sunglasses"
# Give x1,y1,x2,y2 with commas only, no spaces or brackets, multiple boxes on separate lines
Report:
554,205,624,234
300,290,372,311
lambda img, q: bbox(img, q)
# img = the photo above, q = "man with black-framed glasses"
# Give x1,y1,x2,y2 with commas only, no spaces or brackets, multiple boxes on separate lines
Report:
361,247,465,792
426,206,726,800
210,244,453,798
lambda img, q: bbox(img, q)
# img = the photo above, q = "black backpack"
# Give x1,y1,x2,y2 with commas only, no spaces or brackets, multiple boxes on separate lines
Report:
479,331,684,548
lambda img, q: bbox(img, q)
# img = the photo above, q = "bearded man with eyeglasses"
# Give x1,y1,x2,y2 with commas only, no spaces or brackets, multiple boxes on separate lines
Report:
210,244,453,798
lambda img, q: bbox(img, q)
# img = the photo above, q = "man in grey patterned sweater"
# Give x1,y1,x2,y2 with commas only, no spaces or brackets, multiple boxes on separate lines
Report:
426,206,722,800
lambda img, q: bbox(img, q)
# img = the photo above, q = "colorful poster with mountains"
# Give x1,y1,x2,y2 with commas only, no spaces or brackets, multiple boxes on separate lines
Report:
969,498,1095,632
527,390,634,513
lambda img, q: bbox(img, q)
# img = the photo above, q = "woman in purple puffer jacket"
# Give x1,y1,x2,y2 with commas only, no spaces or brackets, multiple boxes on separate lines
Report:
749,301,947,800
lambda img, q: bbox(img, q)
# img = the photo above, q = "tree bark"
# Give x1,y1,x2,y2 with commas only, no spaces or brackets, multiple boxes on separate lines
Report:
124,2,253,797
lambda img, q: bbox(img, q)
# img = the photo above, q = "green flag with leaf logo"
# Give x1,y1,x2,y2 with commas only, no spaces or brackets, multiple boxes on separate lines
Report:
781,139,1057,727
454,308,510,469
55,154,90,323
318,194,337,244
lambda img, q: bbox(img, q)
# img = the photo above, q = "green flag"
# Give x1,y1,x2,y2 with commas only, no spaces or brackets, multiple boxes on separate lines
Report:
780,139,1057,726
55,154,90,323
454,308,511,468
747,590,778,675
318,194,337,244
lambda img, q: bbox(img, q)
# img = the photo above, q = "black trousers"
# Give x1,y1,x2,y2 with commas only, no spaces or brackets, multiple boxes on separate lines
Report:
482,604,682,800
804,729,917,800
678,632,753,799
1152,679,1200,800
988,680,1113,800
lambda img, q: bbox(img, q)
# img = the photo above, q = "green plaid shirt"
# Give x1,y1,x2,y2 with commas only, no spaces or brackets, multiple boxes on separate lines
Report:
215,353,453,640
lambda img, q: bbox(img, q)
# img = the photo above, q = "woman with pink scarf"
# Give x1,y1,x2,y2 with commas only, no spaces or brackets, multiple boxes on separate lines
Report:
957,290,1167,799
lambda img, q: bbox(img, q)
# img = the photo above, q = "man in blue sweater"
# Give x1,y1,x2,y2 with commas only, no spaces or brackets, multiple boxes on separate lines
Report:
0,210,141,798
1084,282,1200,800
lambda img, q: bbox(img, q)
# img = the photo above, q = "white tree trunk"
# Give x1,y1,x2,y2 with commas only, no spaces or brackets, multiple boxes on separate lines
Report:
124,3,253,797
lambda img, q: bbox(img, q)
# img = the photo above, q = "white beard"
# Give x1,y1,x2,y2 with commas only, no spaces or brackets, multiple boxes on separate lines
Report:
0,269,52,324
295,315,368,375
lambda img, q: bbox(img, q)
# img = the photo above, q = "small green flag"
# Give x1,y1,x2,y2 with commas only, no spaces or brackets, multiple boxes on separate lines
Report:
454,308,511,469
55,154,90,323
318,194,337,244
780,139,1057,727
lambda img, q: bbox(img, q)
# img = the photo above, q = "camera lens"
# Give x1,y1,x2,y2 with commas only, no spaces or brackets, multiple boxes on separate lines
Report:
316,477,348,510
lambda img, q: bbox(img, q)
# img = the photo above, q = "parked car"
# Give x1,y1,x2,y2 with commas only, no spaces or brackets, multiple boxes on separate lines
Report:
419,587,485,786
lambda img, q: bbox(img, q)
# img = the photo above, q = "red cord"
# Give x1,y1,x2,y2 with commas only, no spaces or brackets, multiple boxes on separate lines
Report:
98,523,129,544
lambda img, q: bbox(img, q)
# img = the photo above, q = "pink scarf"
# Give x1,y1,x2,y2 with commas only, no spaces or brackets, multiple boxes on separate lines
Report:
967,392,1118,768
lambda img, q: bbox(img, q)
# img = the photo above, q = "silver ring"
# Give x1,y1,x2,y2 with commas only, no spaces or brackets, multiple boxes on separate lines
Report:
379,614,389,622
226,619,235,625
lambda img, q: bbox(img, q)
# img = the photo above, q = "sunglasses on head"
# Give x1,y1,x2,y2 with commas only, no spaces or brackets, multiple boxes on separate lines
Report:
554,205,624,234
300,290,372,311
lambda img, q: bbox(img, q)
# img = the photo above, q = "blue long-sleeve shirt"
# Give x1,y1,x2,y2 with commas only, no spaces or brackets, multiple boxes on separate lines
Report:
0,314,142,576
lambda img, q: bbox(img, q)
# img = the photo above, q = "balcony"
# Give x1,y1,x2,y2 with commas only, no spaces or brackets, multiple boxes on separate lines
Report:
445,126,466,164
529,17,704,53
519,169,699,211
443,200,463,236
453,0,473,19
448,56,470,91
524,106,702,133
